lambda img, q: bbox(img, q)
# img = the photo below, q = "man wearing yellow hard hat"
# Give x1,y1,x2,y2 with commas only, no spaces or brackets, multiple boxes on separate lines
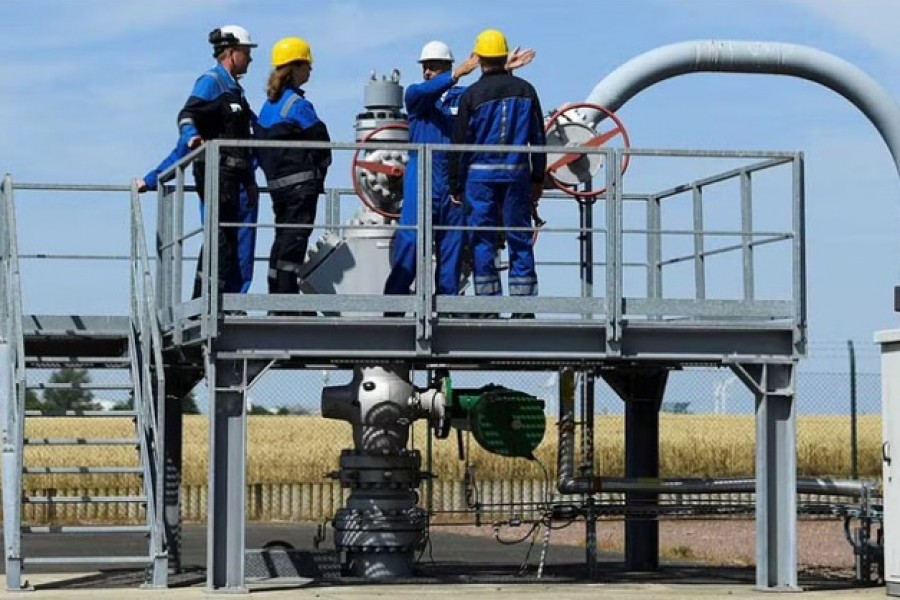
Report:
254,37,332,308
384,38,535,303
448,29,546,316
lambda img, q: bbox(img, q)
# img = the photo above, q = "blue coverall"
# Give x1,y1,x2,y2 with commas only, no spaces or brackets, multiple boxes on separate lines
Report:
448,70,546,297
177,63,257,296
384,71,466,296
142,138,258,294
256,87,331,295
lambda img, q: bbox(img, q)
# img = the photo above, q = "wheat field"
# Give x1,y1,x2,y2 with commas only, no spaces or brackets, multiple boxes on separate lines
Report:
18,414,883,490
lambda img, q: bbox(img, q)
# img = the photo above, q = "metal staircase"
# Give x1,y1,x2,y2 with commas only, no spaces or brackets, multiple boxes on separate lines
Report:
0,177,167,589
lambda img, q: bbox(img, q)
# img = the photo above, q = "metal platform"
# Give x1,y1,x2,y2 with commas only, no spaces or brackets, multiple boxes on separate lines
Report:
2,143,808,592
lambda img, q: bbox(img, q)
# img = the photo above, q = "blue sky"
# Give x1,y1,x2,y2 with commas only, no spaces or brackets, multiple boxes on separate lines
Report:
2,0,900,373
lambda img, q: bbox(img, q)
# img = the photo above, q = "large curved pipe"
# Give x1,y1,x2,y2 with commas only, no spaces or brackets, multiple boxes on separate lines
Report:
582,40,900,179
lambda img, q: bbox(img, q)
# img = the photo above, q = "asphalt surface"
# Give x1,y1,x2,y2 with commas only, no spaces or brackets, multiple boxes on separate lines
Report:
0,523,886,598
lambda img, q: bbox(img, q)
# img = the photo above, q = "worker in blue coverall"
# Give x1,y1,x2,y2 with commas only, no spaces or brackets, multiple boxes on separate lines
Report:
448,30,546,317
383,43,478,297
255,37,331,303
175,25,259,299
136,137,258,294
384,41,536,298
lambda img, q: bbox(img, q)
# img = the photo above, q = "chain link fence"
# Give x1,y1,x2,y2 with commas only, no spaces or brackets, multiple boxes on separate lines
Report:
20,344,881,527
230,353,882,484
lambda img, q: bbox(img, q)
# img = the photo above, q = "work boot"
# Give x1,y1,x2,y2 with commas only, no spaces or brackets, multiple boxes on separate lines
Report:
267,310,318,317
474,312,500,320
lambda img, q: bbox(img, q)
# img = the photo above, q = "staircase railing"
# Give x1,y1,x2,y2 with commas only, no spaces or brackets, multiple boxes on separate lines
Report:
129,183,168,583
0,174,27,584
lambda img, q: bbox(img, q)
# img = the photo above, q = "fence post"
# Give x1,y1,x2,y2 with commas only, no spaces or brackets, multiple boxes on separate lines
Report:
848,339,859,480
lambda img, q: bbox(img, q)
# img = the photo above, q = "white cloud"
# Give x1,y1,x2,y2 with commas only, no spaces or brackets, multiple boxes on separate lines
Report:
0,0,238,51
786,0,900,62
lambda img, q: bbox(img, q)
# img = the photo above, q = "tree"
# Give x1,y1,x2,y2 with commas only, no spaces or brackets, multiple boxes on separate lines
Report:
112,388,201,413
249,404,273,415
274,405,311,416
41,368,99,412
25,389,42,411
183,390,200,415
660,401,692,415
112,396,134,411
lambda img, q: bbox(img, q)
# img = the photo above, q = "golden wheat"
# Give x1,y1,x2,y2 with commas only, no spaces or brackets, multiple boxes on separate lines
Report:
18,414,882,490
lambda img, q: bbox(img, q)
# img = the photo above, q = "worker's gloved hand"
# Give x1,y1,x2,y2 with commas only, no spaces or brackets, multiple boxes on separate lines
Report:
187,136,203,150
134,178,148,193
450,194,463,206
244,180,260,210
507,47,537,71
530,183,545,228
530,182,543,205
453,54,480,82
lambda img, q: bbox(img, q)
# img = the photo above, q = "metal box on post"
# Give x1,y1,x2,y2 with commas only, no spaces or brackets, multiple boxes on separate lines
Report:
877,328,900,595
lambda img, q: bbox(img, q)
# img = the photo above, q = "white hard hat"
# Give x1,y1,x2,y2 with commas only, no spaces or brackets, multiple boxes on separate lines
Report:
211,25,258,50
418,41,454,63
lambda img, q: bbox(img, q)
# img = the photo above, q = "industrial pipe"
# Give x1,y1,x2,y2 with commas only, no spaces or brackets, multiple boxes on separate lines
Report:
595,476,877,498
581,40,900,180
557,369,600,494
557,372,877,499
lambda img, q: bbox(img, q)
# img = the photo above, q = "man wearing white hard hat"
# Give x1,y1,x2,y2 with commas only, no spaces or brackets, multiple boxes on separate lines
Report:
177,25,260,299
384,40,535,301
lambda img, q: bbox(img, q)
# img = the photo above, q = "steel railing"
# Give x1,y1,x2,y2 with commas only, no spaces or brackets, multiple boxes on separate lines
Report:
153,139,804,355
129,185,167,582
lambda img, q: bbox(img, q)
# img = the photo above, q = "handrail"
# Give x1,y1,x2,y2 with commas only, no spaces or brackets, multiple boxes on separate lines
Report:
130,184,166,567
126,141,803,347
1,174,27,583
2,174,26,462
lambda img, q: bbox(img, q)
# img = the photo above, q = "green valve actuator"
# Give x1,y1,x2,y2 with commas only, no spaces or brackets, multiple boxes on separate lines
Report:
444,379,546,460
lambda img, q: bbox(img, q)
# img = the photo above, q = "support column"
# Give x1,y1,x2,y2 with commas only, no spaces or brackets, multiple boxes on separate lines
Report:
0,337,27,590
601,366,668,571
731,361,799,591
207,357,248,593
206,357,269,592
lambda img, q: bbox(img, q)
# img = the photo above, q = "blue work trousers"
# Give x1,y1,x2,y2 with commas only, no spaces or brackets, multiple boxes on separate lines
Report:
466,178,537,296
384,191,465,296
193,175,258,296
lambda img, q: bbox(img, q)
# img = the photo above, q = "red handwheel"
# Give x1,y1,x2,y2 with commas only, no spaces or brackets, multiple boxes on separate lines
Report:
543,103,631,202
351,123,409,219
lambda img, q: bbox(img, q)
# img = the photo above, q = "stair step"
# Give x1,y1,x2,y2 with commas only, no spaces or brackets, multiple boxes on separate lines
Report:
26,410,137,418
23,466,143,475
23,495,146,504
24,438,139,446
24,556,151,565
25,356,131,368
27,383,133,391
22,525,149,534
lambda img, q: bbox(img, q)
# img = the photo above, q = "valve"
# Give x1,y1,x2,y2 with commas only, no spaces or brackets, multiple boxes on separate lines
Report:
352,70,409,218
544,102,631,202
352,123,409,218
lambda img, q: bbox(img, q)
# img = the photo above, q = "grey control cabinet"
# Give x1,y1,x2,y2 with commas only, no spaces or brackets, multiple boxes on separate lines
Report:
877,329,900,596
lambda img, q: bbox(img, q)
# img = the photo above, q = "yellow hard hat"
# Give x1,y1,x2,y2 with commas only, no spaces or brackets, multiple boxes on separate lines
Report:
473,29,508,58
272,37,313,68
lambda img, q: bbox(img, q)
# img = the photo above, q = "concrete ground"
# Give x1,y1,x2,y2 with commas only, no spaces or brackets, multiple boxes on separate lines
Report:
0,576,886,599
0,523,886,599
